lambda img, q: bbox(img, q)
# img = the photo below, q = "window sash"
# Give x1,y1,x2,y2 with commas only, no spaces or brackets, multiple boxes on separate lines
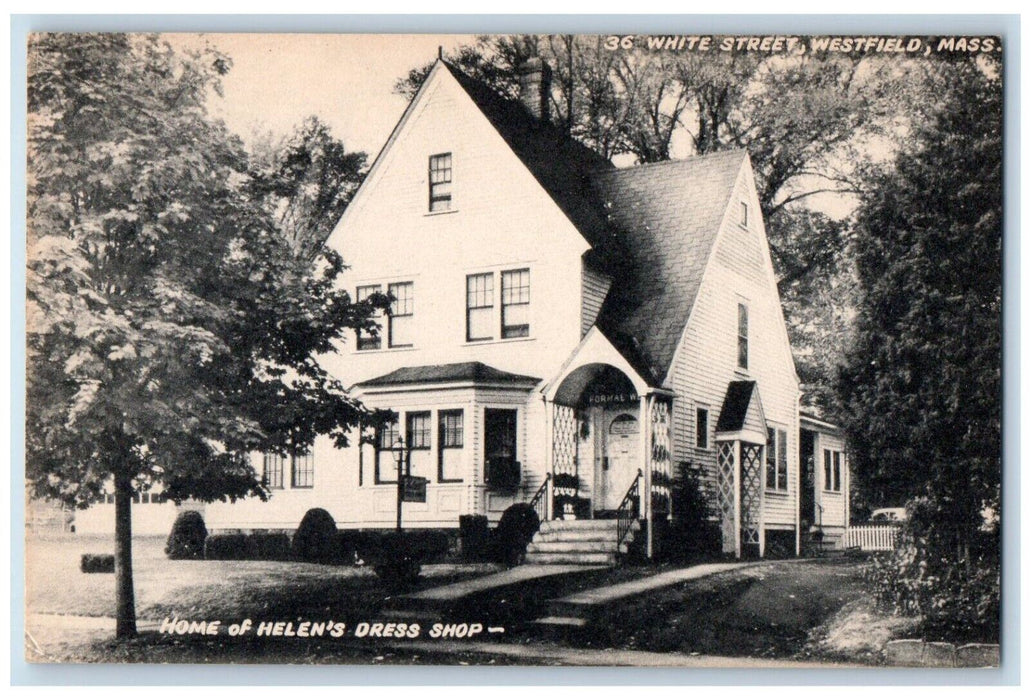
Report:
291,451,315,488
832,451,842,492
429,153,453,212
695,407,709,449
356,284,383,350
406,412,431,450
501,269,530,338
387,282,415,348
438,410,464,482
376,420,400,484
263,453,285,489
737,303,749,369
466,273,495,341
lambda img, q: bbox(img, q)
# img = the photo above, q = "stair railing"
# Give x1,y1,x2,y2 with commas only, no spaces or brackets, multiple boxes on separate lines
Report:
616,469,643,553
528,473,551,523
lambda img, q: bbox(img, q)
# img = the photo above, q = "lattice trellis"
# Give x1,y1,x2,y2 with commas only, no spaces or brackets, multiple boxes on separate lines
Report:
716,441,736,552
552,404,580,500
650,398,673,514
740,443,763,546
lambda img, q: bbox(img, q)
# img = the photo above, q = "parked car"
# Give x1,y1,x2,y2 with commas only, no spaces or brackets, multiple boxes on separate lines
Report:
869,507,907,523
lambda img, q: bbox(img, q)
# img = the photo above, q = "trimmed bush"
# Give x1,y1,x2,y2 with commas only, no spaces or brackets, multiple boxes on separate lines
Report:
661,462,721,563
460,515,490,561
80,553,115,573
292,508,339,563
204,533,258,560
494,503,540,567
251,532,292,561
165,510,207,560
369,532,421,587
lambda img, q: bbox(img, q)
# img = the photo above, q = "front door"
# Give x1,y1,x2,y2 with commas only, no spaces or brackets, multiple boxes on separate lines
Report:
599,412,639,511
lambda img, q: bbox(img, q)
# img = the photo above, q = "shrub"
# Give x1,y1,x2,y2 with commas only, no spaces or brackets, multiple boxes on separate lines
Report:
251,532,292,561
204,533,257,560
494,503,540,567
165,510,207,560
662,462,721,563
866,497,1000,643
459,515,490,561
368,533,421,587
292,508,339,563
80,553,114,573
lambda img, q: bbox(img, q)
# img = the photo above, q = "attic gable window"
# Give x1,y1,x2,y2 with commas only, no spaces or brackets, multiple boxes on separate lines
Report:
737,302,749,370
429,153,453,212
740,201,749,227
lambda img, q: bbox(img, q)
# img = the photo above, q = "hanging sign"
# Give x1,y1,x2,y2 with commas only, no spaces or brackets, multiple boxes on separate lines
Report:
402,475,428,503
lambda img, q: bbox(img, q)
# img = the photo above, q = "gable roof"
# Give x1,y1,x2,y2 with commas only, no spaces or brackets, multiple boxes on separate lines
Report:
355,361,540,388
444,63,619,261
591,150,748,382
715,380,758,433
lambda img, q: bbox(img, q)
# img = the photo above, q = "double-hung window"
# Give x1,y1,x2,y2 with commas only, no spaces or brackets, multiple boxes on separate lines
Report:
356,285,383,350
501,269,530,338
291,450,315,488
262,453,285,490
429,153,453,212
765,427,788,491
823,449,843,492
438,410,464,482
466,273,495,341
376,418,400,484
737,302,749,370
388,282,414,348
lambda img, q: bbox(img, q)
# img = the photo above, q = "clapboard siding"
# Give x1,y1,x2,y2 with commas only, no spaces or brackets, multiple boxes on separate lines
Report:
667,162,801,530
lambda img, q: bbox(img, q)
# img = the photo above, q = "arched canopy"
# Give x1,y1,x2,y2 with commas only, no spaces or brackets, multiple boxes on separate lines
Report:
544,327,654,405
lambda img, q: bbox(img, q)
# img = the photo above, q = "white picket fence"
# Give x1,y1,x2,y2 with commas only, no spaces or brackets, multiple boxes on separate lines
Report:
843,524,900,551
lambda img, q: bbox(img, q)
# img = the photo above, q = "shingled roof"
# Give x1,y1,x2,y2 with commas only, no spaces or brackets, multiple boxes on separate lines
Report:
715,380,758,432
591,151,748,383
356,361,540,388
445,63,747,385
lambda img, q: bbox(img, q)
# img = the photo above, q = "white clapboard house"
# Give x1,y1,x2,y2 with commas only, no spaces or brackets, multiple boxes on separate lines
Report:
201,58,851,560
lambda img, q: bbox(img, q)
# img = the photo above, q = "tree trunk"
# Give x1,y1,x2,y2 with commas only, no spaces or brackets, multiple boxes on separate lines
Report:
114,470,137,638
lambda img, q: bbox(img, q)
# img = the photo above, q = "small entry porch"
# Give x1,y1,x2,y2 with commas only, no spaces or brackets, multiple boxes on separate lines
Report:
534,328,674,559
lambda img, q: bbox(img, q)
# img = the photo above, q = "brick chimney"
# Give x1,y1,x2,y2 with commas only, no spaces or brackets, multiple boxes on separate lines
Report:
518,57,552,124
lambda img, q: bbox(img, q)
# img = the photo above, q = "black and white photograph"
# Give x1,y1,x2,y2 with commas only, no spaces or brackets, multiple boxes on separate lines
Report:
21,29,1004,670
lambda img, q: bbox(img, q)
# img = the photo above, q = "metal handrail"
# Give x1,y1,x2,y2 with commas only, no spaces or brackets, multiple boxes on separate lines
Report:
616,469,643,553
528,473,551,524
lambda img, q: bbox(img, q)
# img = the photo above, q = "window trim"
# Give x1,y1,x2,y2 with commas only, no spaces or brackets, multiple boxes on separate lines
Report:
437,409,465,483
428,152,453,213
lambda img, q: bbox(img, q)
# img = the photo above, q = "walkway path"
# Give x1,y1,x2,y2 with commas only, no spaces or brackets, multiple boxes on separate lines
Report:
400,564,604,602
552,561,754,606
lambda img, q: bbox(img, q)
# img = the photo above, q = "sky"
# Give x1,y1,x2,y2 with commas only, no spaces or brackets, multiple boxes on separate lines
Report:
169,34,477,155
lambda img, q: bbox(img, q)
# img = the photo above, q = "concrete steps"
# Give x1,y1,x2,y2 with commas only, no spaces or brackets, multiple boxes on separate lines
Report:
523,518,639,566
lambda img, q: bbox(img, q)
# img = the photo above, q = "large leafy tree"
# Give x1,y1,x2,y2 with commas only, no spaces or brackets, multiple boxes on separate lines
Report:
26,34,379,637
837,60,1001,549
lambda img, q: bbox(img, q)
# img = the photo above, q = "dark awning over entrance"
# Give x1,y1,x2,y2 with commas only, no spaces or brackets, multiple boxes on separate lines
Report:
715,380,758,433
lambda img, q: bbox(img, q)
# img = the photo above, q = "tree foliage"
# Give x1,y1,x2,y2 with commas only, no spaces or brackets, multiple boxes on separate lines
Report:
837,61,1001,544
26,34,378,635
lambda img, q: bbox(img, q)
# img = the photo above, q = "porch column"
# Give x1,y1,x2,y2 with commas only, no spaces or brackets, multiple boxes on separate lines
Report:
543,396,553,521
639,393,653,559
